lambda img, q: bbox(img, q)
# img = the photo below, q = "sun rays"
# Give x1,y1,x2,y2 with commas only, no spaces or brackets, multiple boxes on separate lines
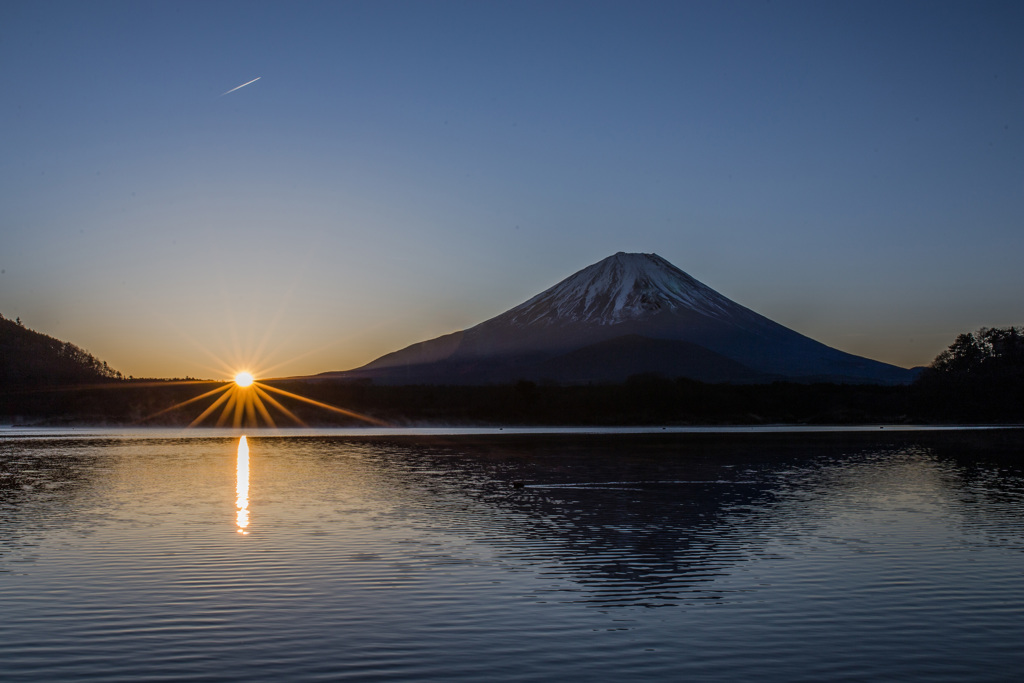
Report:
136,372,388,428
134,304,388,427
118,281,392,428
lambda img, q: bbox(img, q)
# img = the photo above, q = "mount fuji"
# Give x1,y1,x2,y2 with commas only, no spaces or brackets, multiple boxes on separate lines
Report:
319,253,914,385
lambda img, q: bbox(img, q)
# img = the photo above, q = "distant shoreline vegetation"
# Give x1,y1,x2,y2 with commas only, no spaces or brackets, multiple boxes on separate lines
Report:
912,326,1024,422
1,317,1021,426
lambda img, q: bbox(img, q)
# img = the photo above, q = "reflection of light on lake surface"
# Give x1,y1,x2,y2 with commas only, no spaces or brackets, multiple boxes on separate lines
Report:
1,431,1023,680
236,435,249,534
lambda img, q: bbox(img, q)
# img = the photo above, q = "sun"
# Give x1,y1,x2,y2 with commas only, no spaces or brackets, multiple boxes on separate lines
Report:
136,363,388,428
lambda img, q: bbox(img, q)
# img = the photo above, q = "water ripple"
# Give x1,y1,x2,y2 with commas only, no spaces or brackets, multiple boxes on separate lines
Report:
0,430,1022,680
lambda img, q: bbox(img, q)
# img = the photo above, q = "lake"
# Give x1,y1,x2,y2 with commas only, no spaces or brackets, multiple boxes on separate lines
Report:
1,427,1022,681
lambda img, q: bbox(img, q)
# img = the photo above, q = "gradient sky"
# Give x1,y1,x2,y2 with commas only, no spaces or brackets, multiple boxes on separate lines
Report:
2,0,1021,379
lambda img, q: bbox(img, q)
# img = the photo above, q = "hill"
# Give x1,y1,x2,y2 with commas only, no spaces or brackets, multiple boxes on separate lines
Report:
0,314,120,387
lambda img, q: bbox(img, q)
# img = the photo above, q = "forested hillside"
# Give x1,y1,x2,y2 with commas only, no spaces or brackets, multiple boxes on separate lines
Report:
0,314,120,387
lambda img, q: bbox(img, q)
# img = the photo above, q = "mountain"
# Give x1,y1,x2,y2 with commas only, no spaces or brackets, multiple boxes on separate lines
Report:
319,252,915,385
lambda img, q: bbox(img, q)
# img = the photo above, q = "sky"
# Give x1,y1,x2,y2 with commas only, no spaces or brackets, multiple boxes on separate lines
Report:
1,0,1021,379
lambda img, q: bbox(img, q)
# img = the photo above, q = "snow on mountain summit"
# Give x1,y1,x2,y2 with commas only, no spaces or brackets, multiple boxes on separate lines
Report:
499,252,738,327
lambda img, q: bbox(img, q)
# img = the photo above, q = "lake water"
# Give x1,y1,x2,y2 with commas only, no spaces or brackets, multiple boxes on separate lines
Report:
1,427,1022,681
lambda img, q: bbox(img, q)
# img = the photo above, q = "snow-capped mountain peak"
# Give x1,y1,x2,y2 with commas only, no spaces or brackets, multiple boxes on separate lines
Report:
500,252,738,326
325,251,914,386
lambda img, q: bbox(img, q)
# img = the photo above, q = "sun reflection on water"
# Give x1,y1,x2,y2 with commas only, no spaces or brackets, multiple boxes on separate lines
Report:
236,435,250,535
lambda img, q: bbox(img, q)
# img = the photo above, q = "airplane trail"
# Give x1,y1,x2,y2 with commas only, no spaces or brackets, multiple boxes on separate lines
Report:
221,76,261,96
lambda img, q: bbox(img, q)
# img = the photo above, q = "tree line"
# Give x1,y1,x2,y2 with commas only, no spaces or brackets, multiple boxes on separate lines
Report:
1,323,1021,425
912,326,1024,421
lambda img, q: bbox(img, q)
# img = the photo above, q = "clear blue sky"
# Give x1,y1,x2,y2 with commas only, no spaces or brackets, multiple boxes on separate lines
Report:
2,0,1021,378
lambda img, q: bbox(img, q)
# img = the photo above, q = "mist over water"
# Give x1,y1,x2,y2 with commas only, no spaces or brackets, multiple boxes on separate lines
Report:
1,430,1022,681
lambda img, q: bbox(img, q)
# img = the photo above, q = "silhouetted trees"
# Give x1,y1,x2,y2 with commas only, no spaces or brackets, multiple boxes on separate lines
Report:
0,313,120,388
3,314,1022,426
914,326,1024,421
930,327,1024,375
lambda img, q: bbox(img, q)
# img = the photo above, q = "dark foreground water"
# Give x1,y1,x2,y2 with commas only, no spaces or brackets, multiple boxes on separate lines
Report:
1,427,1022,681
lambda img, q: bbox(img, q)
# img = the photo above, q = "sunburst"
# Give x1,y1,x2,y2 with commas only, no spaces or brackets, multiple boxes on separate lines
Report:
136,369,387,428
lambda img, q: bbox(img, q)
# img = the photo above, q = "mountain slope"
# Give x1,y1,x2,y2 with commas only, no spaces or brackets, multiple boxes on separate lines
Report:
323,253,914,385
0,314,120,387
532,335,762,384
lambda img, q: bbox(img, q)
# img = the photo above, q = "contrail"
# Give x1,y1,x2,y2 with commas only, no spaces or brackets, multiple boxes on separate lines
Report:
221,76,261,96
